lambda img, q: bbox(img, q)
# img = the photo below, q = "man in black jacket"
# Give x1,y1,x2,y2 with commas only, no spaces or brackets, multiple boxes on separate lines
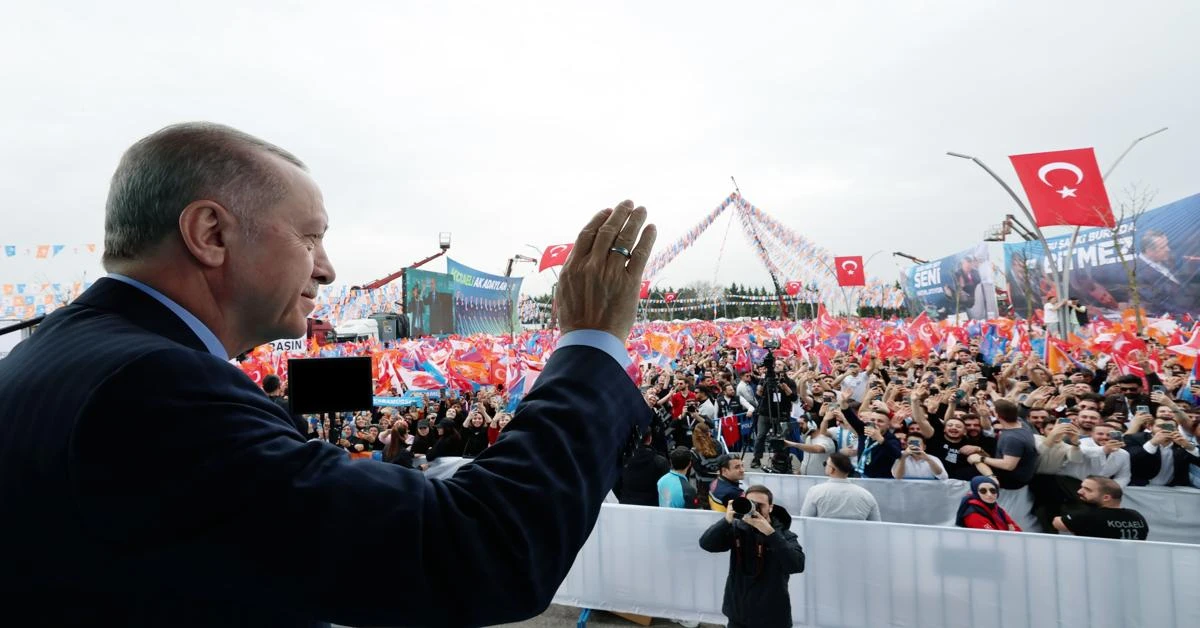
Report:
1103,373,1163,420
263,374,309,438
749,370,799,469
1124,416,1200,486
846,408,903,479
700,485,805,628
616,433,669,506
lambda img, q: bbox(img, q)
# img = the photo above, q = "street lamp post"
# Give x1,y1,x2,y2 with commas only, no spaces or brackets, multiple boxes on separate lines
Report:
810,256,854,316
947,151,1069,336
856,250,886,316
950,127,1167,338
1059,127,1168,320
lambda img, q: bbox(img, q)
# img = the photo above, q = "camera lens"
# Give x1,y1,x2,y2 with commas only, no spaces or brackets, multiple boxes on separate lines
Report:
731,496,753,517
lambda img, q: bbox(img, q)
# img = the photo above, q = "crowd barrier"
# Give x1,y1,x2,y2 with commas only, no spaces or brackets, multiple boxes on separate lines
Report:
553,503,1200,628
745,472,1200,545
426,459,1200,545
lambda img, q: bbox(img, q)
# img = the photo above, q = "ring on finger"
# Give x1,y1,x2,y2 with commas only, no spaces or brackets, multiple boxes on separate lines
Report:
609,246,632,258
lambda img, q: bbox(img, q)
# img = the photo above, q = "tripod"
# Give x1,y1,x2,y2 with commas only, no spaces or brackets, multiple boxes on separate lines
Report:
755,348,792,474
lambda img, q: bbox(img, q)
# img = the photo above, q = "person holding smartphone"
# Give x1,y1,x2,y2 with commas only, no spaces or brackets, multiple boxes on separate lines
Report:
1126,416,1200,486
892,434,948,480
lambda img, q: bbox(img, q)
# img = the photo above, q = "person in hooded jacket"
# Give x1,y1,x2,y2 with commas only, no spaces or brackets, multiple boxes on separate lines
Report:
700,485,805,628
955,476,1022,532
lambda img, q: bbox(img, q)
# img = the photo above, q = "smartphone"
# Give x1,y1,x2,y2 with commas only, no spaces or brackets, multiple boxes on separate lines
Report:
1152,385,1167,394
1057,417,1072,425
1108,430,1124,441
1136,405,1150,415
1161,422,1177,432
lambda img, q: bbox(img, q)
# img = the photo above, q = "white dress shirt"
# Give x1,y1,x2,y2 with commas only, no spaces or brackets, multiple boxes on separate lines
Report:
1078,438,1132,487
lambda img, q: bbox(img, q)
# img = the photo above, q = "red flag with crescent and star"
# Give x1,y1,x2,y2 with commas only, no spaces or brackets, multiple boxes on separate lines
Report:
538,243,574,271
834,256,866,287
785,280,802,296
639,280,651,299
664,292,677,304
1009,148,1114,228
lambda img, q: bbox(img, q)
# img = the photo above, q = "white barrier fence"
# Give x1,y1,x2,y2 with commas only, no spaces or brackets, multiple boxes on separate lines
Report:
553,503,1200,628
745,472,1200,545
429,459,1200,544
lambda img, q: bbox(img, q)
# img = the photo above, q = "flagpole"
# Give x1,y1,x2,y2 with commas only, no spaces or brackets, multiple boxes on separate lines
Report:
811,256,854,316
1059,127,1168,329
947,152,1067,333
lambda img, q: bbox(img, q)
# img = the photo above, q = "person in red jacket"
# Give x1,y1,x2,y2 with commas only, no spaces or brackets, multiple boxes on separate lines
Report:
955,476,1022,532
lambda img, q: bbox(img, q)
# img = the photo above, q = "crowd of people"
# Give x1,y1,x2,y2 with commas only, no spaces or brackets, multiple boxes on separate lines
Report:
272,318,1199,545
610,333,1197,541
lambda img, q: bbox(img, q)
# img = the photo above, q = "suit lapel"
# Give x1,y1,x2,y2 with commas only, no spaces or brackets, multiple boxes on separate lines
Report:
73,277,211,354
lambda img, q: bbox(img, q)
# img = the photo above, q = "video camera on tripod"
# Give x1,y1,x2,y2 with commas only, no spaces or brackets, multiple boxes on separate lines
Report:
756,338,793,474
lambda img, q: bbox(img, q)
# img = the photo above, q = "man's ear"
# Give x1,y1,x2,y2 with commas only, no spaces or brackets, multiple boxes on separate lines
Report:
178,200,234,268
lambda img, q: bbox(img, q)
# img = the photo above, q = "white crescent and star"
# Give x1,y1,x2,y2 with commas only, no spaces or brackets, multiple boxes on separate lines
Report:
1037,162,1084,199
547,244,569,258
839,259,860,274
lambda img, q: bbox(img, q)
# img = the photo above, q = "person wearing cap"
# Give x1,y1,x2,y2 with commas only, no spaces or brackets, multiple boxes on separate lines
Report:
411,419,435,456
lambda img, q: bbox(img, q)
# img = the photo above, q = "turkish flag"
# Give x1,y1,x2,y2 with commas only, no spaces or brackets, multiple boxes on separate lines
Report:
664,292,677,304
785,280,802,296
834,256,866,287
1009,148,1114,227
538,243,574,271
639,280,651,299
880,334,911,360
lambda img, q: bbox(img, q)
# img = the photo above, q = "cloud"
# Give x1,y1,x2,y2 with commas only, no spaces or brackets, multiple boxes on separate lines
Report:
1,0,1195,301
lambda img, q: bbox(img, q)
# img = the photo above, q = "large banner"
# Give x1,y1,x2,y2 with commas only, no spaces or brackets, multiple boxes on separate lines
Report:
446,258,522,336
405,268,456,337
900,244,998,321
1004,193,1200,318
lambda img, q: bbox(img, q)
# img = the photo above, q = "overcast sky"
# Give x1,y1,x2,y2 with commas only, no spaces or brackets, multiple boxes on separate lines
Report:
2,1,1197,300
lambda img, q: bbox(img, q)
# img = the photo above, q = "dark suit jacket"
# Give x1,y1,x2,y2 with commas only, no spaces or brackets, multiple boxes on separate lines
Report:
1123,432,1198,487
0,278,649,627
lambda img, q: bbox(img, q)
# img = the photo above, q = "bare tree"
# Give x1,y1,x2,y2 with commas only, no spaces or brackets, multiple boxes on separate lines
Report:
1097,185,1156,334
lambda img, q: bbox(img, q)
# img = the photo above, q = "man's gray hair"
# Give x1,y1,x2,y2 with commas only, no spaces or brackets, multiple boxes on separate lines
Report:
102,122,307,268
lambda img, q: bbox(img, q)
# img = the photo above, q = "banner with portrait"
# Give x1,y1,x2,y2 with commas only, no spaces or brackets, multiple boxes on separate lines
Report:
404,268,456,337
900,243,999,321
446,258,523,336
1003,193,1200,319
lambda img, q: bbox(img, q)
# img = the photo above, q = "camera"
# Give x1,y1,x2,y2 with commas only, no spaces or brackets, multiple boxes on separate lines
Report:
731,496,754,519
757,345,791,474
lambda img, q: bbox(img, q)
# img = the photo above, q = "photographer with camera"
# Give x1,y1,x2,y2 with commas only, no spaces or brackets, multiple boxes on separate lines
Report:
748,344,799,471
668,398,710,450
700,486,805,628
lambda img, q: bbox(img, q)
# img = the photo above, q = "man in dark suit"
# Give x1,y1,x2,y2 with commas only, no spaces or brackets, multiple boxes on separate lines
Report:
0,123,658,627
1124,416,1200,486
